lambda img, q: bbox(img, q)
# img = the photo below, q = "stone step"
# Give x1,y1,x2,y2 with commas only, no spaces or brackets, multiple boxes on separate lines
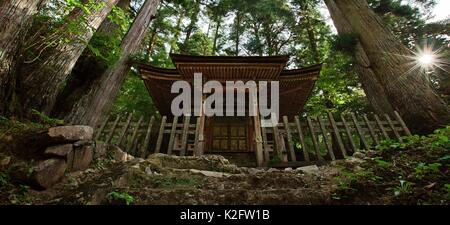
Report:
128,188,331,205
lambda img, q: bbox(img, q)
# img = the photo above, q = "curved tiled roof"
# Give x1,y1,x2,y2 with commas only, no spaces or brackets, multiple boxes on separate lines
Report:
135,55,321,117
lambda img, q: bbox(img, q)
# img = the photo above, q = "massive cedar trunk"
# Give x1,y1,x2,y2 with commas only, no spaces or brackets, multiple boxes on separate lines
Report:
331,0,450,134
19,0,119,116
0,0,45,115
51,0,131,120
62,0,161,127
325,0,395,115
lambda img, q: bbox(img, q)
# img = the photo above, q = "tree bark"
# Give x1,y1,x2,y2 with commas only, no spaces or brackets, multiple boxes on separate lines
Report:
180,0,200,54
63,0,161,127
331,0,450,134
299,2,321,64
51,0,131,120
0,0,46,115
19,0,119,116
325,0,395,116
212,17,221,55
169,11,184,54
234,11,241,56
144,28,158,61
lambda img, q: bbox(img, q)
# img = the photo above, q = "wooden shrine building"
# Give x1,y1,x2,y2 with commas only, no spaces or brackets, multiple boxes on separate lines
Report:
136,54,321,167
95,54,411,168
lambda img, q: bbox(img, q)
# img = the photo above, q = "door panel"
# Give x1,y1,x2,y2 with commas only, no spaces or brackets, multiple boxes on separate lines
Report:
210,118,248,152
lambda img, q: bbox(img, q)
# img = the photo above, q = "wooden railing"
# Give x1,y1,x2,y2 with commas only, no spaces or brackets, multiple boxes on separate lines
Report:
94,111,411,166
95,114,201,158
260,111,410,167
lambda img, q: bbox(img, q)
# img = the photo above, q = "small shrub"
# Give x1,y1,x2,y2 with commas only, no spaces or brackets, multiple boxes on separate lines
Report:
106,191,134,205
388,180,414,197
372,157,391,168
414,162,441,177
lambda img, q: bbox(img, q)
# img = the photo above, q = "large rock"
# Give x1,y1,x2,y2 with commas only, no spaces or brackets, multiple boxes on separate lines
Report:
31,159,67,189
44,144,73,158
109,146,134,162
295,165,320,174
47,126,93,142
69,145,94,171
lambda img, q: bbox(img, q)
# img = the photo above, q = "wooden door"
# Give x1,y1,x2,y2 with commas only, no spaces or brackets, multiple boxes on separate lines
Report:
209,118,248,152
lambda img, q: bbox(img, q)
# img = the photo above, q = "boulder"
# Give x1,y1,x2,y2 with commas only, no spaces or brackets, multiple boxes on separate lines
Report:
47,126,93,142
267,168,280,172
109,146,134,162
31,159,67,189
44,144,73,158
352,152,365,159
295,165,320,174
69,145,94,171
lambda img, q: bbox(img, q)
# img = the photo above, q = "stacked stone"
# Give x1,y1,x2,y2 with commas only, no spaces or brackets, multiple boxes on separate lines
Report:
32,126,95,189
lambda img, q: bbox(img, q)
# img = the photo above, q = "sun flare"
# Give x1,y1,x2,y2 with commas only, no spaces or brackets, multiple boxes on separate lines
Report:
418,53,434,66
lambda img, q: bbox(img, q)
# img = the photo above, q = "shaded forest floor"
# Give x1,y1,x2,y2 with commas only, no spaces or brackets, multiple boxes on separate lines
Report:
0,117,449,205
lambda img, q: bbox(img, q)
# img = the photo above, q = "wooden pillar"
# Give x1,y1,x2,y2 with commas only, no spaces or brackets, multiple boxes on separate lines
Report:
195,99,206,156
261,127,270,164
252,95,264,167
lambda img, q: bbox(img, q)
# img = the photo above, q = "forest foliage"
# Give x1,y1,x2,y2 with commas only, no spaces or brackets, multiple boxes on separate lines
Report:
103,0,448,119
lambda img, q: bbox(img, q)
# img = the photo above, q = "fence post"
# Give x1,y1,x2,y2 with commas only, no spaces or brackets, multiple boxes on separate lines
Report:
155,116,167,153
140,116,155,158
317,116,335,160
106,115,121,144
327,112,347,157
283,116,297,162
306,116,323,161
351,113,369,150
167,116,179,155
294,116,310,161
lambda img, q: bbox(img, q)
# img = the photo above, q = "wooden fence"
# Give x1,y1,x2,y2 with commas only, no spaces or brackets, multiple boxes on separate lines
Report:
94,111,411,167
259,111,410,167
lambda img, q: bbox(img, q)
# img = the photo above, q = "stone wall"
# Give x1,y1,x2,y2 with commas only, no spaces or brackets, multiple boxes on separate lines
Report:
1,126,96,190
